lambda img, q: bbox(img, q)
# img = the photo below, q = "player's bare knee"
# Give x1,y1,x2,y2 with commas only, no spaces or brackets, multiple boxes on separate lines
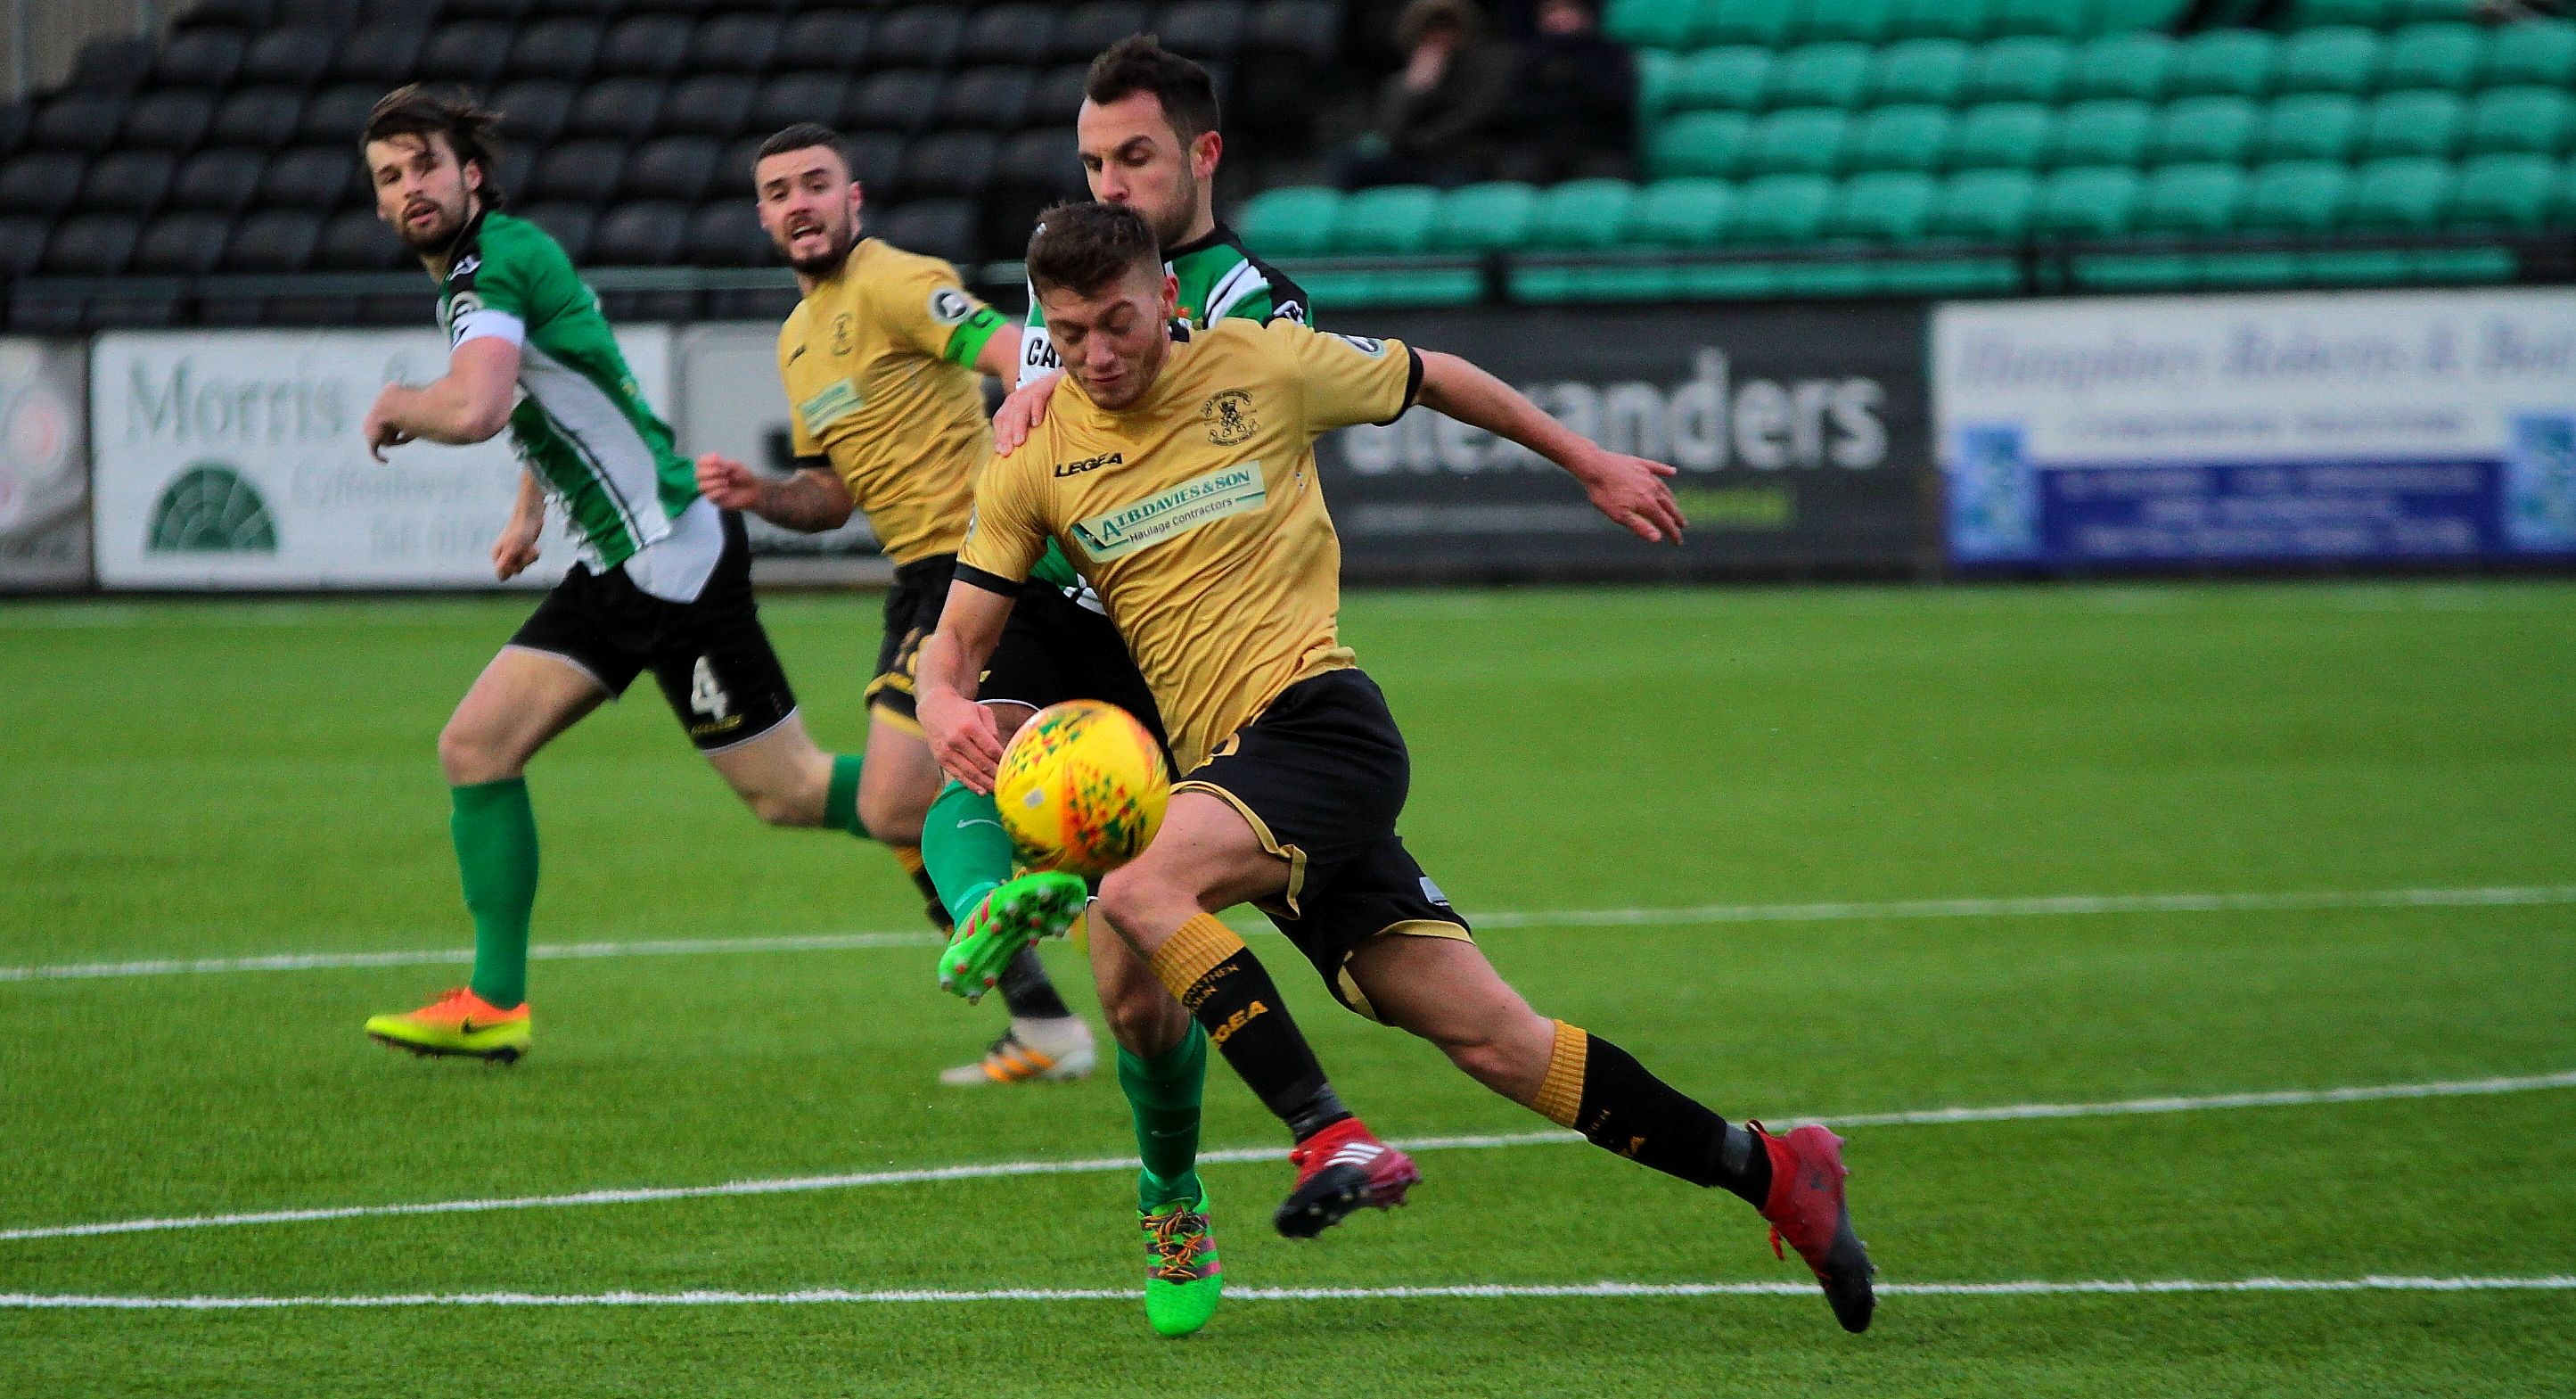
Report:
1097,977,1186,1057
746,788,822,828
857,788,927,845
436,720,518,785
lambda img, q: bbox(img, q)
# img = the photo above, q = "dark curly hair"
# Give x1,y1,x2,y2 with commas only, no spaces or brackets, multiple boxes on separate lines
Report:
360,85,509,207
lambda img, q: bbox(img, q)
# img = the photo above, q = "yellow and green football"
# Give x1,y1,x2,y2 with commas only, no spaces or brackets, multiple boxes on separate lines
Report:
994,700,1169,878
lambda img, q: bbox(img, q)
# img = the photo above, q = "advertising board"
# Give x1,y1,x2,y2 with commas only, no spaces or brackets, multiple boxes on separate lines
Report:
0,340,89,589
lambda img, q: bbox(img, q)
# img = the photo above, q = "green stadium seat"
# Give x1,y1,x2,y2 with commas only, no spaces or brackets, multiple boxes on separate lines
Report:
1628,177,1735,243
2482,20,2576,87
2034,164,2142,235
1636,47,1679,121
2153,95,2256,164
1746,107,1851,174
1948,102,2053,168
1869,38,1972,104
1698,0,1795,47
1530,178,1642,247
2342,156,2452,227
2294,0,2391,27
2051,99,2152,166
1825,169,1939,237
2409,244,2517,284
1332,185,1441,253
2360,89,2464,159
2170,29,2277,98
2465,87,2572,156
1237,185,1340,255
1730,171,1835,241
2380,22,2479,91
2089,0,2181,30
1795,0,1895,45
1430,181,1541,251
1606,0,1696,50
2277,26,2378,95
1930,166,2039,235
1967,36,2071,103
1672,46,1773,111
1850,104,1954,170
2258,93,2359,160
1891,0,1989,42
2135,161,2245,233
2390,0,2478,21
2069,30,2176,100
1770,43,1874,108
2445,152,2553,227
2241,159,2350,231
1990,0,2089,37
1651,110,1752,177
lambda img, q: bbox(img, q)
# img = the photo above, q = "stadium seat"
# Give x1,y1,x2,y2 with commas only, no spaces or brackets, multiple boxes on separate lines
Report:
2465,87,2571,156
66,37,153,98
691,14,782,74
2170,29,2275,98
495,80,577,147
2240,159,2349,231
0,153,86,218
1237,184,1340,254
754,73,850,131
2095,0,2186,23
1672,46,1771,111
872,6,964,70
1990,0,2086,37
420,23,513,87
529,140,628,203
687,199,769,267
845,71,944,134
2482,19,2576,87
2277,25,2377,95
79,152,176,217
258,147,353,208
1627,176,1732,243
154,29,247,89
518,201,597,259
959,5,1052,66
313,205,406,270
591,201,689,265
2359,89,2463,159
659,76,758,137
1891,0,1988,42
2258,93,2359,160
2379,22,2478,90
1825,168,1936,238
1850,104,1950,170
1799,0,1895,45
331,23,426,84
2033,164,2140,235
600,14,696,78
1652,110,1752,177
567,79,665,143
1248,0,1341,65
2341,154,2449,227
133,210,234,274
1948,102,2051,168
898,130,1000,198
1030,63,1091,123
1868,37,1970,105
939,68,1035,130
2295,0,2390,25
2050,99,2150,167
1730,170,1833,241
1770,43,1872,109
121,91,217,152
1425,180,1538,253
2068,30,2174,101
992,126,1083,196
1604,0,1694,48
168,149,267,214
509,19,603,81
1158,1,1249,60
2135,160,2243,233
44,213,144,276
0,103,27,161
708,135,768,200
619,136,720,204
1529,177,1638,248
1965,35,2068,103
1333,185,1441,253
1053,1,1151,62
299,85,382,147
0,216,49,279
1697,0,1794,47
842,132,906,193
222,208,323,271
2153,95,2256,164
1745,107,1848,174
29,96,125,155
240,27,338,88
2441,152,2548,227
876,199,979,264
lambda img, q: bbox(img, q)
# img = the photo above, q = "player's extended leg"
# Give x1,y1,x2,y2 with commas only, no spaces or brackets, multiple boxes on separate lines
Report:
1344,934,1875,1333
365,647,605,1062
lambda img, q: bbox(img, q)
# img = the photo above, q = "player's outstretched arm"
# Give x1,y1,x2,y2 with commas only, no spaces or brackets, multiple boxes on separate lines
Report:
916,580,1017,794
363,337,521,460
1415,350,1688,545
693,454,856,531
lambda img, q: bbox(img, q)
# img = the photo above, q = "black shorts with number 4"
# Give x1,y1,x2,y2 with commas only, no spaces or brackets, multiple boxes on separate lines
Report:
1176,667,1471,1021
506,510,799,753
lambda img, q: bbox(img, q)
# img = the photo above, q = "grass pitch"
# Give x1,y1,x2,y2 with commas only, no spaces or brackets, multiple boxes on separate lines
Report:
2,581,2572,1397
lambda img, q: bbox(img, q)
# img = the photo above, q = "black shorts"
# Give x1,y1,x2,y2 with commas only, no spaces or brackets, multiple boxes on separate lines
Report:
872,558,1171,761
1176,668,1473,1020
507,510,799,753
863,553,957,733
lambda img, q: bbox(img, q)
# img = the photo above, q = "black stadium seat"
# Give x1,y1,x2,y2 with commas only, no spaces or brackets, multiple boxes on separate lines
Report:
30,96,126,155
659,76,757,137
690,15,783,74
0,153,86,218
778,12,871,72
599,15,694,78
68,38,158,95
898,129,997,198
0,103,27,161
844,131,904,193
528,139,628,202
994,126,1081,193
1030,63,1090,123
240,27,339,87
259,146,355,207
939,68,1032,130
870,6,964,70
517,201,596,259
538,0,620,17
130,210,233,273
687,199,768,266
961,4,1055,66
592,200,689,263
156,29,249,88
488,145,537,203
0,216,49,278
225,209,324,271
179,0,273,29
510,19,603,80
420,22,514,87
876,198,977,264
441,0,531,20
357,0,433,21
844,70,942,133
620,136,720,202
169,149,269,214
43,214,143,276
1053,1,1149,63
332,23,428,83
1249,0,1339,63
299,84,384,147
79,152,177,216
711,134,767,199
625,0,708,16
272,0,357,27
495,79,577,145
566,78,667,142
313,206,408,270
122,91,218,152
1155,1,1246,60
753,73,849,131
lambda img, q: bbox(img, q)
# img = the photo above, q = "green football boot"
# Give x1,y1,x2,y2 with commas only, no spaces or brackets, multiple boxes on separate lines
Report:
937,871,1088,1003
1140,1190,1223,1337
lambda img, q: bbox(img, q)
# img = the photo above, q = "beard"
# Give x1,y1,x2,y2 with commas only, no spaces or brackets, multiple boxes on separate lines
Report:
1142,170,1197,251
394,194,471,252
782,217,859,277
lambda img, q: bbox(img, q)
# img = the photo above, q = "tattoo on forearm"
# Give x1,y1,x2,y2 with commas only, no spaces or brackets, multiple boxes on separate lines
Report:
758,470,852,532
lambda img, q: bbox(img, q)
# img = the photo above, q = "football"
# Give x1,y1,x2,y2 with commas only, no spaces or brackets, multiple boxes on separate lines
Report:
993,700,1170,878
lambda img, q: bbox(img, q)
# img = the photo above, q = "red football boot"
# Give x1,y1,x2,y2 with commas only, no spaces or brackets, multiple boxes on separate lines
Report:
1272,1118,1421,1239
1757,1123,1876,1333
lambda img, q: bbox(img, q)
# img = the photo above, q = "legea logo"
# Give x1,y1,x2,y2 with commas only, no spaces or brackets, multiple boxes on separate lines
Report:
148,462,278,553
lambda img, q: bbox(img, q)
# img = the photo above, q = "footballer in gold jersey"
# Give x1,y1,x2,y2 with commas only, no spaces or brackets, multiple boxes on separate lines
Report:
919,203,1877,1335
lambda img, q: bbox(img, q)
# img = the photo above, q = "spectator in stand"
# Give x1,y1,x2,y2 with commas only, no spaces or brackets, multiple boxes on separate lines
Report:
1340,0,1515,190
1493,0,1636,185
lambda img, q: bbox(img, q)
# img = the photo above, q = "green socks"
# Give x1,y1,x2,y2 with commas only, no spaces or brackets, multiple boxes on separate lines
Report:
1120,1025,1209,1212
453,778,538,1011
923,778,1019,926
824,754,866,838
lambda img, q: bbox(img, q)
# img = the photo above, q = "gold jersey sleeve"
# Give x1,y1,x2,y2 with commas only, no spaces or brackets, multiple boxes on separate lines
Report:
775,239,997,564
959,317,1418,773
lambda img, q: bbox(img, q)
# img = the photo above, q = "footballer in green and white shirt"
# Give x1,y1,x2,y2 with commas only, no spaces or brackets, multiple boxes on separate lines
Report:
354,87,874,1064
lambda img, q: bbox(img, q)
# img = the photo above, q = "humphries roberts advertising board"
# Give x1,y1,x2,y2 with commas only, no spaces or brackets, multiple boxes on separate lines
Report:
1935,290,2576,569
92,326,669,589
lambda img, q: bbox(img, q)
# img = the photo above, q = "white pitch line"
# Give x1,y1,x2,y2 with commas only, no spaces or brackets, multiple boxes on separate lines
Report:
7,1070,2570,1246
4,1277,2570,1309
9,883,2571,984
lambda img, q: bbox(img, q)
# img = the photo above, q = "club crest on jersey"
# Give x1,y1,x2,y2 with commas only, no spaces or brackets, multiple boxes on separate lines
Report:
1201,389,1257,446
1070,463,1265,561
929,288,973,325
830,312,854,357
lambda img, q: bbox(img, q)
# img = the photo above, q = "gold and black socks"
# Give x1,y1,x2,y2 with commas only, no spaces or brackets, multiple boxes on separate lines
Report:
1146,913,1350,1141
1532,1020,1770,1207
